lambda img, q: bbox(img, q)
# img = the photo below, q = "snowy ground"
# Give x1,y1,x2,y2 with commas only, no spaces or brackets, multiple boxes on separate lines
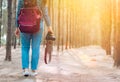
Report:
0,45,120,82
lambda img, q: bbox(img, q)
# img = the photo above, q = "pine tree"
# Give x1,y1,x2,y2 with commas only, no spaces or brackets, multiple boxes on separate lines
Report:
0,0,3,47
5,0,12,61
113,0,120,67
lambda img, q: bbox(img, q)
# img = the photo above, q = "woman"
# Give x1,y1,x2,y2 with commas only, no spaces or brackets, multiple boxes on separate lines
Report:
15,0,53,76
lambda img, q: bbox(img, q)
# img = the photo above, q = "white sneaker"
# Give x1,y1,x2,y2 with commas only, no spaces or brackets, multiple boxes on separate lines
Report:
30,70,38,76
23,69,29,77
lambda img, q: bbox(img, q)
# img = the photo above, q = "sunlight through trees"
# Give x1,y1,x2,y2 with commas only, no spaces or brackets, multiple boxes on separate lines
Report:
1,0,120,67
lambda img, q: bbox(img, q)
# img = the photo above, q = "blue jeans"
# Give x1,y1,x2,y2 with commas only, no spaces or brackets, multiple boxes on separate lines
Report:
20,21,43,70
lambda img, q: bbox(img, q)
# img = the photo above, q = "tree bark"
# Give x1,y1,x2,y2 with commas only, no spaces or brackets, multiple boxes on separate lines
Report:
101,0,112,55
5,0,12,61
113,0,120,67
57,0,61,51
12,0,17,49
0,0,3,47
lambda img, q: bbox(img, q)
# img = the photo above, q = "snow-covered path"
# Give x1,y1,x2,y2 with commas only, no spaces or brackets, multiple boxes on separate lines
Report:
0,45,120,82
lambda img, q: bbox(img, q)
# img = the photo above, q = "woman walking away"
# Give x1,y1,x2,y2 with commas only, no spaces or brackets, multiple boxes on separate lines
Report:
15,0,54,77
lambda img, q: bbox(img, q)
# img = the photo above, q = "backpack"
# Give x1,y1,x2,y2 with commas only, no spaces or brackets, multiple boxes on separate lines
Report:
18,0,42,33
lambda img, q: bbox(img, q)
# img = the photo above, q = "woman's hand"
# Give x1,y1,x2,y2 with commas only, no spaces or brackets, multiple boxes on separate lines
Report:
15,28,20,38
47,26,56,41
48,26,53,33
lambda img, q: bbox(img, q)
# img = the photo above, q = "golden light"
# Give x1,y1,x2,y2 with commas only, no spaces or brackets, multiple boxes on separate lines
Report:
46,0,113,49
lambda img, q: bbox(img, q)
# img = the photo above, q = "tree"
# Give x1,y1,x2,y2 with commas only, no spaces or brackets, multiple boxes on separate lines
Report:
101,0,112,55
12,0,17,49
5,0,12,61
57,0,61,51
113,0,120,67
0,0,3,47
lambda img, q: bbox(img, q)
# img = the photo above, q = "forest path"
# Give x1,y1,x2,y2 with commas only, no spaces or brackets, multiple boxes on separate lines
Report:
0,46,120,82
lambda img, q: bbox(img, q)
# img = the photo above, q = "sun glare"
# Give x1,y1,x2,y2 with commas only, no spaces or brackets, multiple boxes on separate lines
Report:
46,0,113,46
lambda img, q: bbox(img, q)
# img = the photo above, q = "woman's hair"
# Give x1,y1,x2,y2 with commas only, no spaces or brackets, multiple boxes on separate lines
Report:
41,0,47,6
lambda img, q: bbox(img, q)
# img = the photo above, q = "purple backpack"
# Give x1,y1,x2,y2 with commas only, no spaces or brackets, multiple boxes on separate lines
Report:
18,0,42,33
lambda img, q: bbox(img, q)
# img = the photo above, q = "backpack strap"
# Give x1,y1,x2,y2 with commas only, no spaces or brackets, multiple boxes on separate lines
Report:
36,0,43,16
37,0,42,10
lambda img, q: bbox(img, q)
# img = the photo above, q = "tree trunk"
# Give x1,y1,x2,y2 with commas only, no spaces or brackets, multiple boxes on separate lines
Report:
5,0,12,61
0,0,2,47
65,2,69,49
57,0,61,51
113,0,120,67
12,0,17,49
101,0,112,55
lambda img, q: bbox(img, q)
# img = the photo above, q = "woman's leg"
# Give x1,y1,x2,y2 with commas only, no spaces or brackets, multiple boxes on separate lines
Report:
31,21,43,70
21,33,31,69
